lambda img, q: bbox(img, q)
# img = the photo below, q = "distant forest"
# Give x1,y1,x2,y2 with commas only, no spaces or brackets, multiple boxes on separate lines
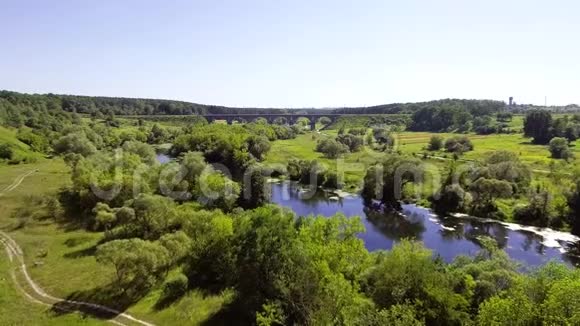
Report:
2,90,578,122
1,90,508,116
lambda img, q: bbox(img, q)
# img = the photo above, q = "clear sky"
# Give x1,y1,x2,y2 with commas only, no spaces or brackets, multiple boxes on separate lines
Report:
1,0,578,107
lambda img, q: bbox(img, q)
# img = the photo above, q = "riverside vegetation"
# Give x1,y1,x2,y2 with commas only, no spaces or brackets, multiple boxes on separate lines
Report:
1,91,580,325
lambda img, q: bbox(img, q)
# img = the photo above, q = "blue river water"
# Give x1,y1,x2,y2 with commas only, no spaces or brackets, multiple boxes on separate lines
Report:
270,181,580,268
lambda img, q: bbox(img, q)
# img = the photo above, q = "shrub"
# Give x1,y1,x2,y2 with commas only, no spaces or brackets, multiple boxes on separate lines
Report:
315,139,349,158
431,184,471,215
53,133,97,157
0,143,13,160
323,171,343,189
444,136,473,153
162,274,189,301
428,135,444,151
549,137,573,160
348,128,367,136
336,134,363,152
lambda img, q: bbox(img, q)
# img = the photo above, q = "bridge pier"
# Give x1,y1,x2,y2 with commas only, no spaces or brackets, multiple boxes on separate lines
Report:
309,117,316,131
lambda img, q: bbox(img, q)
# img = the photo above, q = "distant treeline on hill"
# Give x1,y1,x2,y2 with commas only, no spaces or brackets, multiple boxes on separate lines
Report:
333,99,505,116
1,90,506,116
0,90,325,116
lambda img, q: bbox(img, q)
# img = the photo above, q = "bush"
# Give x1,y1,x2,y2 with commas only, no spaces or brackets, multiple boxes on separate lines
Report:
323,171,343,189
431,184,471,215
372,128,394,146
348,128,367,136
428,135,444,151
162,274,189,301
549,137,573,160
336,134,363,152
53,133,97,157
315,138,349,158
0,143,13,160
444,136,473,153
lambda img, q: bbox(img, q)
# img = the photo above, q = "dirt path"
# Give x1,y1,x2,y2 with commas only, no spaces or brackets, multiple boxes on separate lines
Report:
0,171,156,326
0,169,36,196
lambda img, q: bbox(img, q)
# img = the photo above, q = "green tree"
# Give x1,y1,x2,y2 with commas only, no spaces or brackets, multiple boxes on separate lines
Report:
323,170,343,189
338,124,346,135
148,124,168,144
567,180,580,235
197,169,241,211
363,240,470,325
428,135,444,151
158,231,191,266
478,151,532,192
0,143,13,160
336,134,364,152
549,137,573,159
318,116,332,126
565,124,579,142
239,166,271,209
542,279,580,324
273,117,287,125
444,136,473,153
362,156,423,209
96,238,169,291
247,135,271,161
523,110,552,144
372,128,394,146
53,133,97,157
122,141,157,164
93,202,116,231
372,304,424,326
513,185,552,226
316,138,349,158
432,184,471,215
477,291,534,326
129,194,178,240
469,177,513,215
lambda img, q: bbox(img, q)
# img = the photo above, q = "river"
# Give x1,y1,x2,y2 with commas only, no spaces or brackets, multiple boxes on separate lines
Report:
155,153,580,268
270,180,580,268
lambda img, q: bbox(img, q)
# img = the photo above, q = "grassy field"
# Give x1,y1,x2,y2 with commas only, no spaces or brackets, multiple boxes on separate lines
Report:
393,131,580,172
264,131,386,189
266,128,580,179
0,252,105,326
0,160,232,325
0,160,105,325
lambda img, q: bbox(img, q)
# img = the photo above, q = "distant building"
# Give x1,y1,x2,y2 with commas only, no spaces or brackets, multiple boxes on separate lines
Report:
509,97,513,107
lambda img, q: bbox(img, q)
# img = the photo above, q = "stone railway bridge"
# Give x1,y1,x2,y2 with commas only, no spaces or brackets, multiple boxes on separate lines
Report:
201,113,372,130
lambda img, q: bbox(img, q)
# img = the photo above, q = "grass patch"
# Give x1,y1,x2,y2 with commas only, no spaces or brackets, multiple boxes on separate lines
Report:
0,252,104,325
264,131,386,189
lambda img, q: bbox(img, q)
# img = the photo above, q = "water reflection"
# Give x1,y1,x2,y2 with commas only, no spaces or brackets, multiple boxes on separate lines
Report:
156,153,172,164
270,181,580,268
365,208,425,241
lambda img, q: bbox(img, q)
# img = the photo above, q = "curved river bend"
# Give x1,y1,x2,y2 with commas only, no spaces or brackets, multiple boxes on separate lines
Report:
270,181,580,268
155,154,580,268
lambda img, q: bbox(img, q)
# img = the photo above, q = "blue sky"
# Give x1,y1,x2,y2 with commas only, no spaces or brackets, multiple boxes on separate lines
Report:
1,0,578,107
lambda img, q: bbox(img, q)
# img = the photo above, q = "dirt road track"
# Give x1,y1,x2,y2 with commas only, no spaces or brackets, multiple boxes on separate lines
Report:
0,171,156,326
